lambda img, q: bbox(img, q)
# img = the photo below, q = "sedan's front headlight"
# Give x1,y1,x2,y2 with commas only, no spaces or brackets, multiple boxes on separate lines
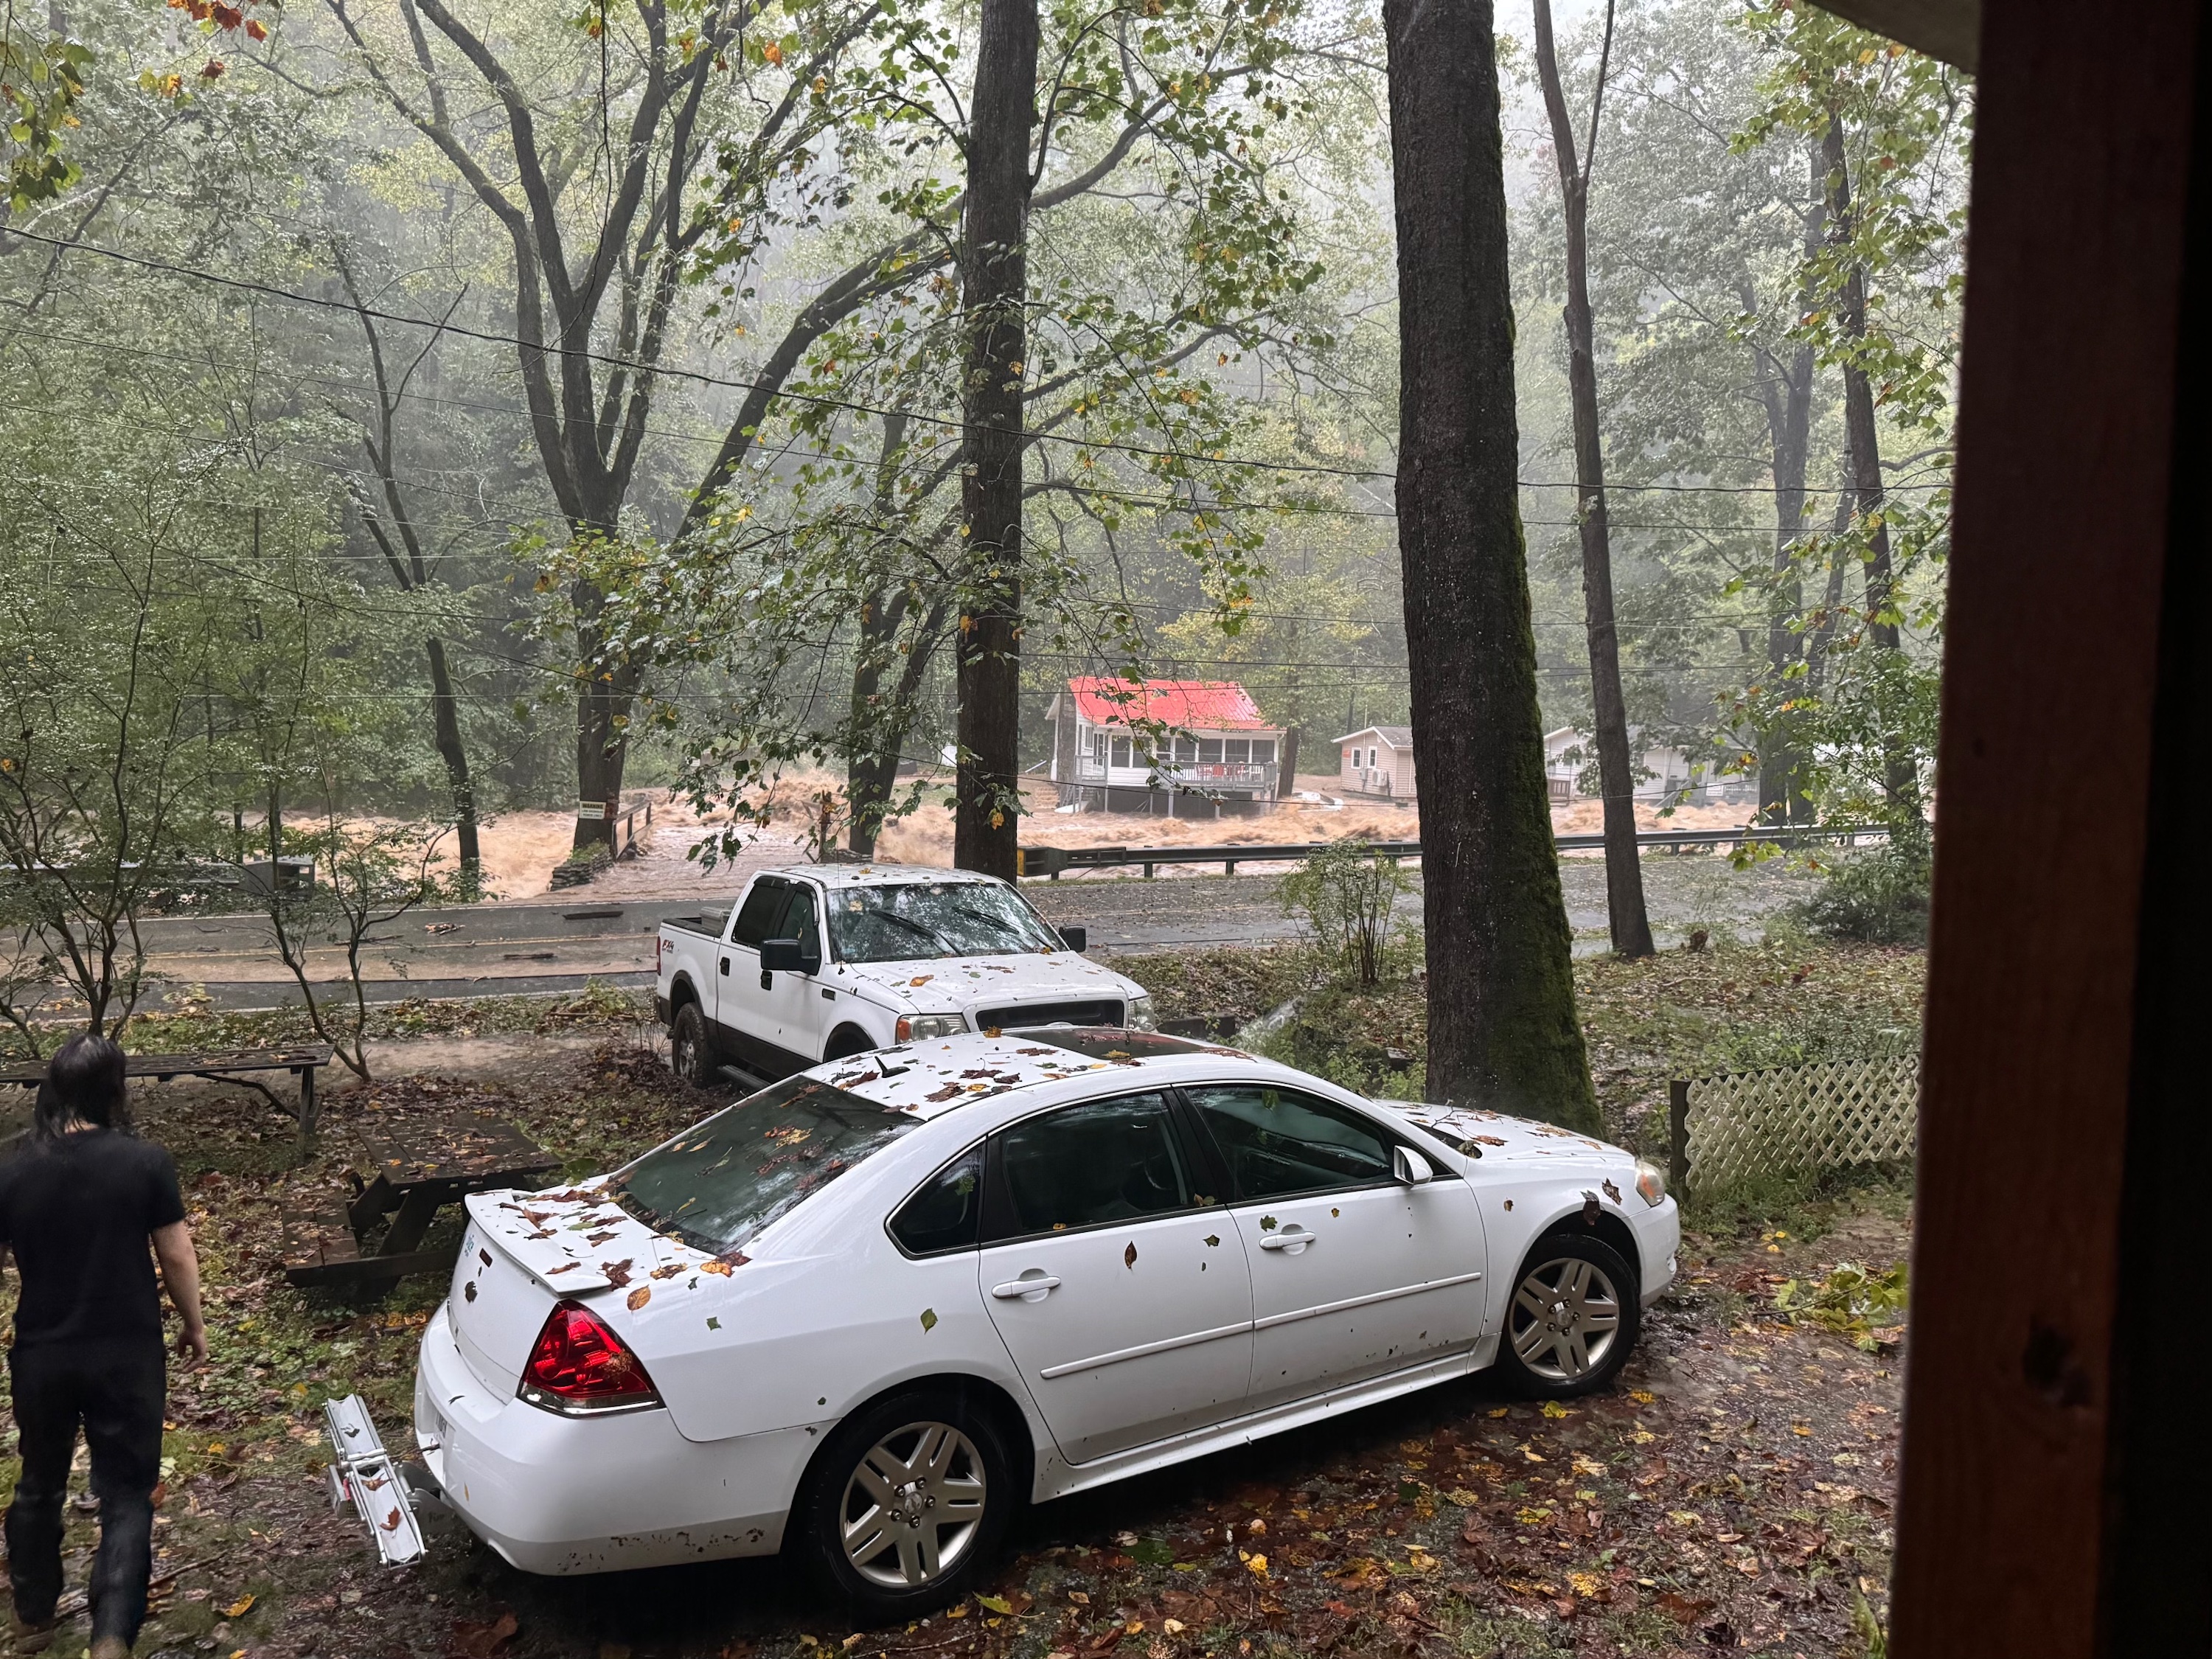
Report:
1124,993,1156,1031
897,1013,967,1042
1634,1158,1668,1207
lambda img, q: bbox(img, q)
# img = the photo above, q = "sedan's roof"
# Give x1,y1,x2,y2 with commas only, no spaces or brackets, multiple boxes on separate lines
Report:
812,1026,1253,1119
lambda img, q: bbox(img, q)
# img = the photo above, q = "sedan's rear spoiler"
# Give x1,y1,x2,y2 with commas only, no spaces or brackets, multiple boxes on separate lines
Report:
465,1189,618,1292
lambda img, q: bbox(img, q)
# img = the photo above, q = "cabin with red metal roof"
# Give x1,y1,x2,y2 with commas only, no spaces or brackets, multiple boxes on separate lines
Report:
1045,678,1286,815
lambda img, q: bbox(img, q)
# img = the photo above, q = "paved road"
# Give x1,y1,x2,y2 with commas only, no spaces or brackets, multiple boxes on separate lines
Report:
102,854,1822,1013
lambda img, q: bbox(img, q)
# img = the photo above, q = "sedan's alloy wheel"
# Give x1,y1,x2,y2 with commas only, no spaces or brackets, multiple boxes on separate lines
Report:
1510,1256,1623,1382
839,1421,989,1589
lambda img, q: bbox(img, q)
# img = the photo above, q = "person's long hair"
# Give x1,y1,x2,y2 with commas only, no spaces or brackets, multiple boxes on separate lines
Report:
34,1033,132,1141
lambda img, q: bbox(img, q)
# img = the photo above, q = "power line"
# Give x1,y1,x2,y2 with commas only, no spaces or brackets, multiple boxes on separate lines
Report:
3,227,1955,498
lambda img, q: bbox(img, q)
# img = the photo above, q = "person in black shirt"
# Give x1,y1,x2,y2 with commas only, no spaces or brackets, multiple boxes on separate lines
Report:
0,1035,206,1659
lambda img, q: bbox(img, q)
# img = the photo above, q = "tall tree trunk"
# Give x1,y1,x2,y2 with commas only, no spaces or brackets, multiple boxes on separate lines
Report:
1531,0,1651,959
424,636,480,883
568,566,637,852
1823,116,1920,824
849,589,952,858
952,0,1039,880
1385,0,1597,1130
1748,150,1826,825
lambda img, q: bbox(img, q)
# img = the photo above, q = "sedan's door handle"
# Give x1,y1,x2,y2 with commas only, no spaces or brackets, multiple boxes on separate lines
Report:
1256,1225,1314,1252
991,1274,1062,1299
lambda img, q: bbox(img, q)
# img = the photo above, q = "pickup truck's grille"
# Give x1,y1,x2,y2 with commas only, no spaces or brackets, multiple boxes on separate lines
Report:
980,998,1126,1030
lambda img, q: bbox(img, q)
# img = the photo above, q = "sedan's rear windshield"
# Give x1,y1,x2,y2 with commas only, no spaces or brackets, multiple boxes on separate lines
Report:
827,880,1063,964
610,1077,914,1253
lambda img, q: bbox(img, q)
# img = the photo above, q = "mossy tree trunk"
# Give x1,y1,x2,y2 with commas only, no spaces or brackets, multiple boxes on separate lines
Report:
1384,0,1599,1132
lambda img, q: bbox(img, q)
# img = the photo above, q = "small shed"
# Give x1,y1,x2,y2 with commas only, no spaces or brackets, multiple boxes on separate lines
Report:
1335,725,1416,801
1047,678,1284,815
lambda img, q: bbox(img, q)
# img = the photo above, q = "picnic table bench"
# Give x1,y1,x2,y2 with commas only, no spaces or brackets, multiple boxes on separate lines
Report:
282,1110,558,1293
0,1044,333,1132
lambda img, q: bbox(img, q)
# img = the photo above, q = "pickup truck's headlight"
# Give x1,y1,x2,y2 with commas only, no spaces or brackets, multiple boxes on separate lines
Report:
1124,993,1155,1031
1634,1158,1667,1207
896,1014,967,1043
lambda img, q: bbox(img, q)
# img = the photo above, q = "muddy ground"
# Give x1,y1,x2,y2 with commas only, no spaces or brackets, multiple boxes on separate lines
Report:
4,1009,1909,1659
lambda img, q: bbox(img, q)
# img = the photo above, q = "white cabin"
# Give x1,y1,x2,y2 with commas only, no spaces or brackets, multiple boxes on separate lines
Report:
1047,678,1284,817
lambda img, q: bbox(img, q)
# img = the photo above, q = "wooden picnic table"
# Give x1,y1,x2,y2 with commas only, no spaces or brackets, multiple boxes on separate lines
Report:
282,1110,558,1293
0,1045,333,1134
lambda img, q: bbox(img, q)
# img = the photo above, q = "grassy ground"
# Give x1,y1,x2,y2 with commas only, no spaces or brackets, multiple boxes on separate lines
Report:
5,1037,1909,1659
0,945,1923,1659
1105,938,1927,1167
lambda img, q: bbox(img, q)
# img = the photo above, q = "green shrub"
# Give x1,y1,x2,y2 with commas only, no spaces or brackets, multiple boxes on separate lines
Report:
1792,843,1930,945
1276,837,1416,987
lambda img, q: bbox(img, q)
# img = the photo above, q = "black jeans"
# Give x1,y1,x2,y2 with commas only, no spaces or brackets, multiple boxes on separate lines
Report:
5,1341,164,1647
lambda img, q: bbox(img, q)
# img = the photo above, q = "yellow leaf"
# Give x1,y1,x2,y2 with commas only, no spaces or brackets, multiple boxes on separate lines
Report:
222,1593,255,1618
975,1596,1012,1615
1244,1552,1267,1576
1486,1406,1509,1419
1540,1401,1569,1419
1630,1390,1655,1405
762,39,784,63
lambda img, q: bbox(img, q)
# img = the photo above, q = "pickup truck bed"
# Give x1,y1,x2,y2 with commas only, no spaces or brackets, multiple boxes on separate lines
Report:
661,910,729,940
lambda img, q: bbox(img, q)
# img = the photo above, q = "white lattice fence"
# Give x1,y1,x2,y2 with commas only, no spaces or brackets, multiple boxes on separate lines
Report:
1683,1054,1920,1194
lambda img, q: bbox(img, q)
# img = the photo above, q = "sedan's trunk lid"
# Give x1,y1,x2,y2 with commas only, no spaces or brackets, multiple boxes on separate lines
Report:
449,1185,670,1396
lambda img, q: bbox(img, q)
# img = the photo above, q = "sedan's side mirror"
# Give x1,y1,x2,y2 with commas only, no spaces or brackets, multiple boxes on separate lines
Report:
1392,1145,1436,1186
760,937,818,975
1057,925,1088,953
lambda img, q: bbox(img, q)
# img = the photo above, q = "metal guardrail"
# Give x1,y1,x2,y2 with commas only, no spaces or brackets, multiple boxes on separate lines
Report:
1016,822,1890,878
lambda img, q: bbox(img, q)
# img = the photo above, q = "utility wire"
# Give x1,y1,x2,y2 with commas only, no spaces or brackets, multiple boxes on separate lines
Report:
1,227,1954,498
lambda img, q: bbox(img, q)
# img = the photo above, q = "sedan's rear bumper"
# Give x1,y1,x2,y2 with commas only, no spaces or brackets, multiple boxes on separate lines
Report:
413,1304,813,1574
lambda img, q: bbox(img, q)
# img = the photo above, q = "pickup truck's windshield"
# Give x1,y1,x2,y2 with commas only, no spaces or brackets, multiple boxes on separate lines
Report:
609,1077,914,1254
827,881,1063,964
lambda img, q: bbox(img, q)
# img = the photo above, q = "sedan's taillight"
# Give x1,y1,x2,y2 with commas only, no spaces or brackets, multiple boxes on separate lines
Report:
518,1299,663,1415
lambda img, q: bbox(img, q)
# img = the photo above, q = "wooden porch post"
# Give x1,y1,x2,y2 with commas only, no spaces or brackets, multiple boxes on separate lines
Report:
1888,1,2212,1652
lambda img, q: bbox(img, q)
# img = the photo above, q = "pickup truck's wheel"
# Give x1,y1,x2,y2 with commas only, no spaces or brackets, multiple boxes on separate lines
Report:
823,1024,875,1062
1497,1234,1639,1399
669,1003,716,1086
800,1387,1013,1617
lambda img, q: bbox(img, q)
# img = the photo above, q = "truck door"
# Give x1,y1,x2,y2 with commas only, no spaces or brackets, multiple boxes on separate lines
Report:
717,877,792,1074
759,881,829,1065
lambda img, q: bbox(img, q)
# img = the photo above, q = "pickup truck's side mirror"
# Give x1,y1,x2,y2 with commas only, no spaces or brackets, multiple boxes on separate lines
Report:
1057,925,1088,953
759,937,820,976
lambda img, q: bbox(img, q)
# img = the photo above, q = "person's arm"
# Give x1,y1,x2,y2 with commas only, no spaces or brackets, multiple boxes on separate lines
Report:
151,1220,207,1365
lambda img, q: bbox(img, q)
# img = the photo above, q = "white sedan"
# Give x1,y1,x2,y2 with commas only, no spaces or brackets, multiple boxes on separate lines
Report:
410,1029,1678,1615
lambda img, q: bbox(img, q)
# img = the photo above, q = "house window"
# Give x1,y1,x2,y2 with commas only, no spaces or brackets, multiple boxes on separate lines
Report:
1252,739,1276,765
1175,736,1198,763
1199,738,1223,765
1110,736,1133,768
1226,738,1251,764
1088,731,1108,763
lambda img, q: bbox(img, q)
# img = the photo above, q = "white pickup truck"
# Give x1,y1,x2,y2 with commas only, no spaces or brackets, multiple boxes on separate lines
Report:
653,861,1154,1083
